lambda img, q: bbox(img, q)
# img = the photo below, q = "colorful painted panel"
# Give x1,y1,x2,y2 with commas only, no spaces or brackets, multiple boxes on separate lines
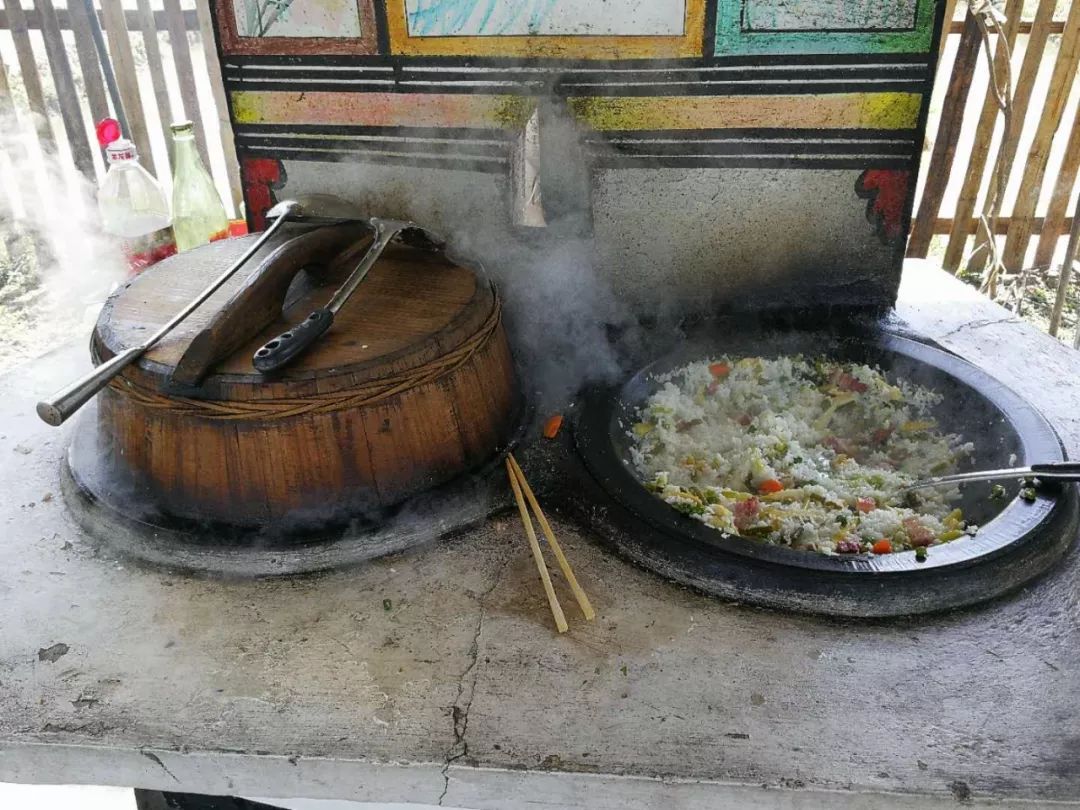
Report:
404,0,686,36
385,0,706,57
215,0,378,55
233,0,362,37
715,0,936,54
743,0,918,32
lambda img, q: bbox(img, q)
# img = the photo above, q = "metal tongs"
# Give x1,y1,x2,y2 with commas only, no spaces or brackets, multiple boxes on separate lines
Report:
251,217,443,373
904,461,1080,491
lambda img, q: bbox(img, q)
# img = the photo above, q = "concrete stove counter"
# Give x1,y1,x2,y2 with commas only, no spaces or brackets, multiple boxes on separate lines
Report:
1,262,1078,809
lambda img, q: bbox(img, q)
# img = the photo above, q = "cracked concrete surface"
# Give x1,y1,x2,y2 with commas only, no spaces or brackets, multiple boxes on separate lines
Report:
1,263,1079,809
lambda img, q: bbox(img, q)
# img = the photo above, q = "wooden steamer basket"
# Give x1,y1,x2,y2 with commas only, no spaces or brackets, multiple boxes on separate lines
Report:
91,229,519,527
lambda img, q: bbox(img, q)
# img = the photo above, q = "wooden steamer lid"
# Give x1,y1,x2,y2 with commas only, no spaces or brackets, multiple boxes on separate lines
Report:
92,230,519,526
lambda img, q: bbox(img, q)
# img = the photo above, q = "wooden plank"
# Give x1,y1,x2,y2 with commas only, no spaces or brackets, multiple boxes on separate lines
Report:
1048,192,1080,336
941,0,1024,273
964,0,1059,275
933,215,1072,235
1033,105,1080,270
4,0,56,151
907,8,983,258
1000,0,1080,271
36,0,95,180
937,0,960,64
66,0,111,127
162,0,210,168
950,18,1067,36
195,0,243,214
99,0,154,164
0,8,200,31
135,0,176,148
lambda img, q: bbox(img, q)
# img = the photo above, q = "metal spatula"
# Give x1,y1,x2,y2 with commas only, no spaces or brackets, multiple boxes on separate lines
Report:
905,461,1080,491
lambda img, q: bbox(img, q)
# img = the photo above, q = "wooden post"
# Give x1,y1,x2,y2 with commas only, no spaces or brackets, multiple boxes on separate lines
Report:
1033,115,1080,271
4,0,57,152
195,0,244,215
135,0,177,154
99,0,154,165
963,0,1059,276
1048,193,1080,337
941,0,1023,273
907,8,983,258
66,0,112,133
1000,0,1080,271
37,0,95,180
163,0,210,168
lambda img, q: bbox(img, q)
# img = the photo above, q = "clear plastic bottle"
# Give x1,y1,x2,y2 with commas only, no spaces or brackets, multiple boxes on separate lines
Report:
170,121,229,252
97,135,177,275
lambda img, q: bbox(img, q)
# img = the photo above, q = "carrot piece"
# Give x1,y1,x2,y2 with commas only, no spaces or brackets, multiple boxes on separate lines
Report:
758,478,784,495
709,362,731,378
543,414,564,439
872,539,893,555
856,497,876,513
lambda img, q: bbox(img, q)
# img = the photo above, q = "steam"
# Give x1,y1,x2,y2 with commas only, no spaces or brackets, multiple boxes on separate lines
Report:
0,113,127,374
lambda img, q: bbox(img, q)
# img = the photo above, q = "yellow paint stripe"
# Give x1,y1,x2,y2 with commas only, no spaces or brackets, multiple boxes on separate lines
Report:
232,91,534,129
568,93,922,130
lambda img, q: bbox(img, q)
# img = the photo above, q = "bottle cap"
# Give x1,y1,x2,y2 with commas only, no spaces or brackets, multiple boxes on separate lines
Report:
170,120,195,136
95,118,122,148
105,138,138,163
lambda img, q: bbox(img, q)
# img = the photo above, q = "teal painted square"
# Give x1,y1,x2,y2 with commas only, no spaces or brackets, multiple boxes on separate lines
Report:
714,0,939,55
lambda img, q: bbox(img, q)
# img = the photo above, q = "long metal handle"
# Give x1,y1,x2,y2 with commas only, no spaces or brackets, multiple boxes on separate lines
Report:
36,346,143,426
36,204,299,426
905,462,1080,490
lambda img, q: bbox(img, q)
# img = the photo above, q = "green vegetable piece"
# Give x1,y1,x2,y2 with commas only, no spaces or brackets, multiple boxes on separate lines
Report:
383,598,392,611
989,483,1006,500
1020,487,1038,503
915,546,928,562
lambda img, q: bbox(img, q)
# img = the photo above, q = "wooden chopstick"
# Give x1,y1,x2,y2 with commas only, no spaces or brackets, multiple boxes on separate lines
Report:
507,453,596,621
506,458,568,633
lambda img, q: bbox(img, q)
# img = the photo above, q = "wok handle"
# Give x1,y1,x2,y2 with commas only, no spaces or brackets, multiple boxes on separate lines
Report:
252,308,335,373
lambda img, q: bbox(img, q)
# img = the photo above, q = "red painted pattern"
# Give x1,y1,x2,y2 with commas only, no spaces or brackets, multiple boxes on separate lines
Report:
856,169,911,245
241,156,287,232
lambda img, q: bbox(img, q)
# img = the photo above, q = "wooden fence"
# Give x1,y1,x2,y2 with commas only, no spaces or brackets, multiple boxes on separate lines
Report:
0,0,241,219
911,0,1080,341
1,0,1079,341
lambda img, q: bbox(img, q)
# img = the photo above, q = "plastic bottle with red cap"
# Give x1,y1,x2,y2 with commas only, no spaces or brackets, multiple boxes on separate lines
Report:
95,118,177,275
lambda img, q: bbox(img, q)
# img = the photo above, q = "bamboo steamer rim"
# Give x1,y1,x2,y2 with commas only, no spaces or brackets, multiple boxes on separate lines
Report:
93,232,500,402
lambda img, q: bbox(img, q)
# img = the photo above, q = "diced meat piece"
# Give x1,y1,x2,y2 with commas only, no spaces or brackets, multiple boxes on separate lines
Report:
828,369,868,393
824,435,857,456
733,497,760,530
856,497,876,513
903,517,934,547
835,538,861,554
871,427,894,445
737,413,753,427
676,418,703,433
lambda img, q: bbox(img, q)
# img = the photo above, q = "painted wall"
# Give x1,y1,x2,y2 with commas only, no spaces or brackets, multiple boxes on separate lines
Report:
211,0,943,312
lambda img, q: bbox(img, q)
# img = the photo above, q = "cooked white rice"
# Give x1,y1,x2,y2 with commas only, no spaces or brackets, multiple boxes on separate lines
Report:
627,355,976,556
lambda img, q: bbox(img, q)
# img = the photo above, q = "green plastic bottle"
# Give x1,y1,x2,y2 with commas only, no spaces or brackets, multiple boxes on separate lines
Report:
170,121,228,252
